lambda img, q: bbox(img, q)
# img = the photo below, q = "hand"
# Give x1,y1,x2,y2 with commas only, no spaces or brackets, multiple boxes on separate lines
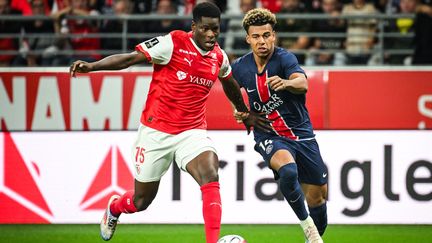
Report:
234,111,249,124
69,60,93,77
242,110,273,135
267,76,286,91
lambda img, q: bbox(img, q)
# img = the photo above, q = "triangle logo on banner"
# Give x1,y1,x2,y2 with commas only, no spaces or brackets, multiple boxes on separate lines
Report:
80,146,134,210
0,133,53,223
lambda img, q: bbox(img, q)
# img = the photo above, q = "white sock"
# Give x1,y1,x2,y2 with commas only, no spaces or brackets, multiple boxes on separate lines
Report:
300,216,315,230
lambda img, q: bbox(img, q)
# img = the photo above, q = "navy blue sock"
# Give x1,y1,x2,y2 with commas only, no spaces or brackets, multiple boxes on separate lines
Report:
309,202,328,235
278,163,308,221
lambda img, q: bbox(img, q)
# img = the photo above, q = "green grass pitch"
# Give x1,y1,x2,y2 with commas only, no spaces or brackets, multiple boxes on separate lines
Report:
0,224,431,243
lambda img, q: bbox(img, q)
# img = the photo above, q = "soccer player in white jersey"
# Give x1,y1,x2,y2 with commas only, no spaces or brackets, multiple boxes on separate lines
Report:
69,2,265,243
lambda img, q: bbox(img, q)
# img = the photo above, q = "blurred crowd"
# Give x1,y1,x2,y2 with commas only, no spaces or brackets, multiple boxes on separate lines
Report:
1,0,432,67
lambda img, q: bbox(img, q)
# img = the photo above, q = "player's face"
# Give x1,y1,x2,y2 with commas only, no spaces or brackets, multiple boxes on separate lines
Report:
246,24,276,58
191,17,221,51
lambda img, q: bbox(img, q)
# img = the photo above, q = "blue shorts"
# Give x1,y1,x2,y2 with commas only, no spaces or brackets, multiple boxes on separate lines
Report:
254,136,328,185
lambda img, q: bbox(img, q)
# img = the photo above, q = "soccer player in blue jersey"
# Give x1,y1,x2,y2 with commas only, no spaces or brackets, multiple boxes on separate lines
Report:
232,8,327,243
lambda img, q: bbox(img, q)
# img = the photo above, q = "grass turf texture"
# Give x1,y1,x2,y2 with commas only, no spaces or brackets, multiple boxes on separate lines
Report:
0,224,431,243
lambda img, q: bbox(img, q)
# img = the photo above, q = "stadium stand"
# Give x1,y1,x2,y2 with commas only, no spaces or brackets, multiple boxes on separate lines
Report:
1,0,431,66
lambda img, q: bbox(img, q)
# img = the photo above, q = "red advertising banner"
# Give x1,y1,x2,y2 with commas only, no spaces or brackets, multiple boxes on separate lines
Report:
0,71,152,131
327,71,432,129
1,68,431,131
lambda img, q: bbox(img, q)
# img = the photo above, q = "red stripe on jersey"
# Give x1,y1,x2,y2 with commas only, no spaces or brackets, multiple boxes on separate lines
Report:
256,71,270,102
256,72,298,140
268,110,298,140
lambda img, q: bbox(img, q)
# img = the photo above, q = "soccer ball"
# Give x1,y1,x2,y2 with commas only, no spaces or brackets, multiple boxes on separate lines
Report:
217,235,247,243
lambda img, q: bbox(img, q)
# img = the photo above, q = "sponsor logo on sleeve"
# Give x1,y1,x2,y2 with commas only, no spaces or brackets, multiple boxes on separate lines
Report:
144,38,160,48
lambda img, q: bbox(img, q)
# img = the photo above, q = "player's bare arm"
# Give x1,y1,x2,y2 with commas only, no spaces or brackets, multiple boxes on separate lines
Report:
267,72,308,94
221,76,249,113
230,102,272,134
222,76,271,133
69,51,148,77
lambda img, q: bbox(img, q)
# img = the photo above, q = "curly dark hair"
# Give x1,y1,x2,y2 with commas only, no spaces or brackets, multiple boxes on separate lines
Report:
242,8,277,32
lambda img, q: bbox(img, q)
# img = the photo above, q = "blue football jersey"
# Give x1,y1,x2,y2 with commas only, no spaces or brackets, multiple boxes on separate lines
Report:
231,47,315,141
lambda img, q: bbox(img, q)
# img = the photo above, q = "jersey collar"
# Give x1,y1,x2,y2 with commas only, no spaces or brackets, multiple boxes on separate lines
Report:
188,31,210,56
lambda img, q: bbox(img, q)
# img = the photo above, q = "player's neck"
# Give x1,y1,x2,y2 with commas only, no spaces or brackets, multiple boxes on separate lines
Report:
253,48,274,74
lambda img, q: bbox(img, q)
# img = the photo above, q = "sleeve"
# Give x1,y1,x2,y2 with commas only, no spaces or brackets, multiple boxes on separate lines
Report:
281,51,306,79
135,34,173,65
230,59,244,88
218,49,232,81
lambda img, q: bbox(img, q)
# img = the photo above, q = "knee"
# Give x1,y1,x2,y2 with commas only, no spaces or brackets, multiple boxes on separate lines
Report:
278,163,298,184
200,168,219,185
305,187,327,207
196,160,219,185
306,195,326,207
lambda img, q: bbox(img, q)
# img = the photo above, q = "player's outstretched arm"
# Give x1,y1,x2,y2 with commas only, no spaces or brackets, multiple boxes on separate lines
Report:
69,51,148,77
221,76,249,113
267,73,308,94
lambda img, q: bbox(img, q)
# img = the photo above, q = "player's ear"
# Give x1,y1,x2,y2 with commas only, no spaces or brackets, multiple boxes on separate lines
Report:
246,35,251,44
191,21,196,33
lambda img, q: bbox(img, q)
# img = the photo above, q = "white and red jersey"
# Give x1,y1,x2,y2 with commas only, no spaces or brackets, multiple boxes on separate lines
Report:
135,30,232,134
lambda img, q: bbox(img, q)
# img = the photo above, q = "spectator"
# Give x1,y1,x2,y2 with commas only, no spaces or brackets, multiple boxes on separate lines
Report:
384,0,417,65
52,0,101,65
306,0,347,65
413,0,432,64
0,0,22,66
13,0,55,66
11,0,31,15
373,0,389,12
131,0,155,14
342,0,378,65
50,0,70,13
224,0,256,61
89,0,114,14
304,0,322,12
100,0,137,55
259,0,282,12
146,0,186,34
277,0,312,64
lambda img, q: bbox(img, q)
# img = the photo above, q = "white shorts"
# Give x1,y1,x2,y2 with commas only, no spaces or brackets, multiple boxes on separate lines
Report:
131,125,217,182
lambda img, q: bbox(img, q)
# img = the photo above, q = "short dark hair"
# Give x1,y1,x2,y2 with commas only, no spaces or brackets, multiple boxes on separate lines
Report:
192,2,221,23
242,8,277,32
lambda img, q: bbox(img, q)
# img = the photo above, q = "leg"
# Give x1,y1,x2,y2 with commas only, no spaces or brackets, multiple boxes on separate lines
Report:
186,151,221,243
270,149,323,243
302,183,328,236
270,149,309,221
111,180,160,216
186,150,219,186
101,125,174,241
296,139,328,237
100,180,160,241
